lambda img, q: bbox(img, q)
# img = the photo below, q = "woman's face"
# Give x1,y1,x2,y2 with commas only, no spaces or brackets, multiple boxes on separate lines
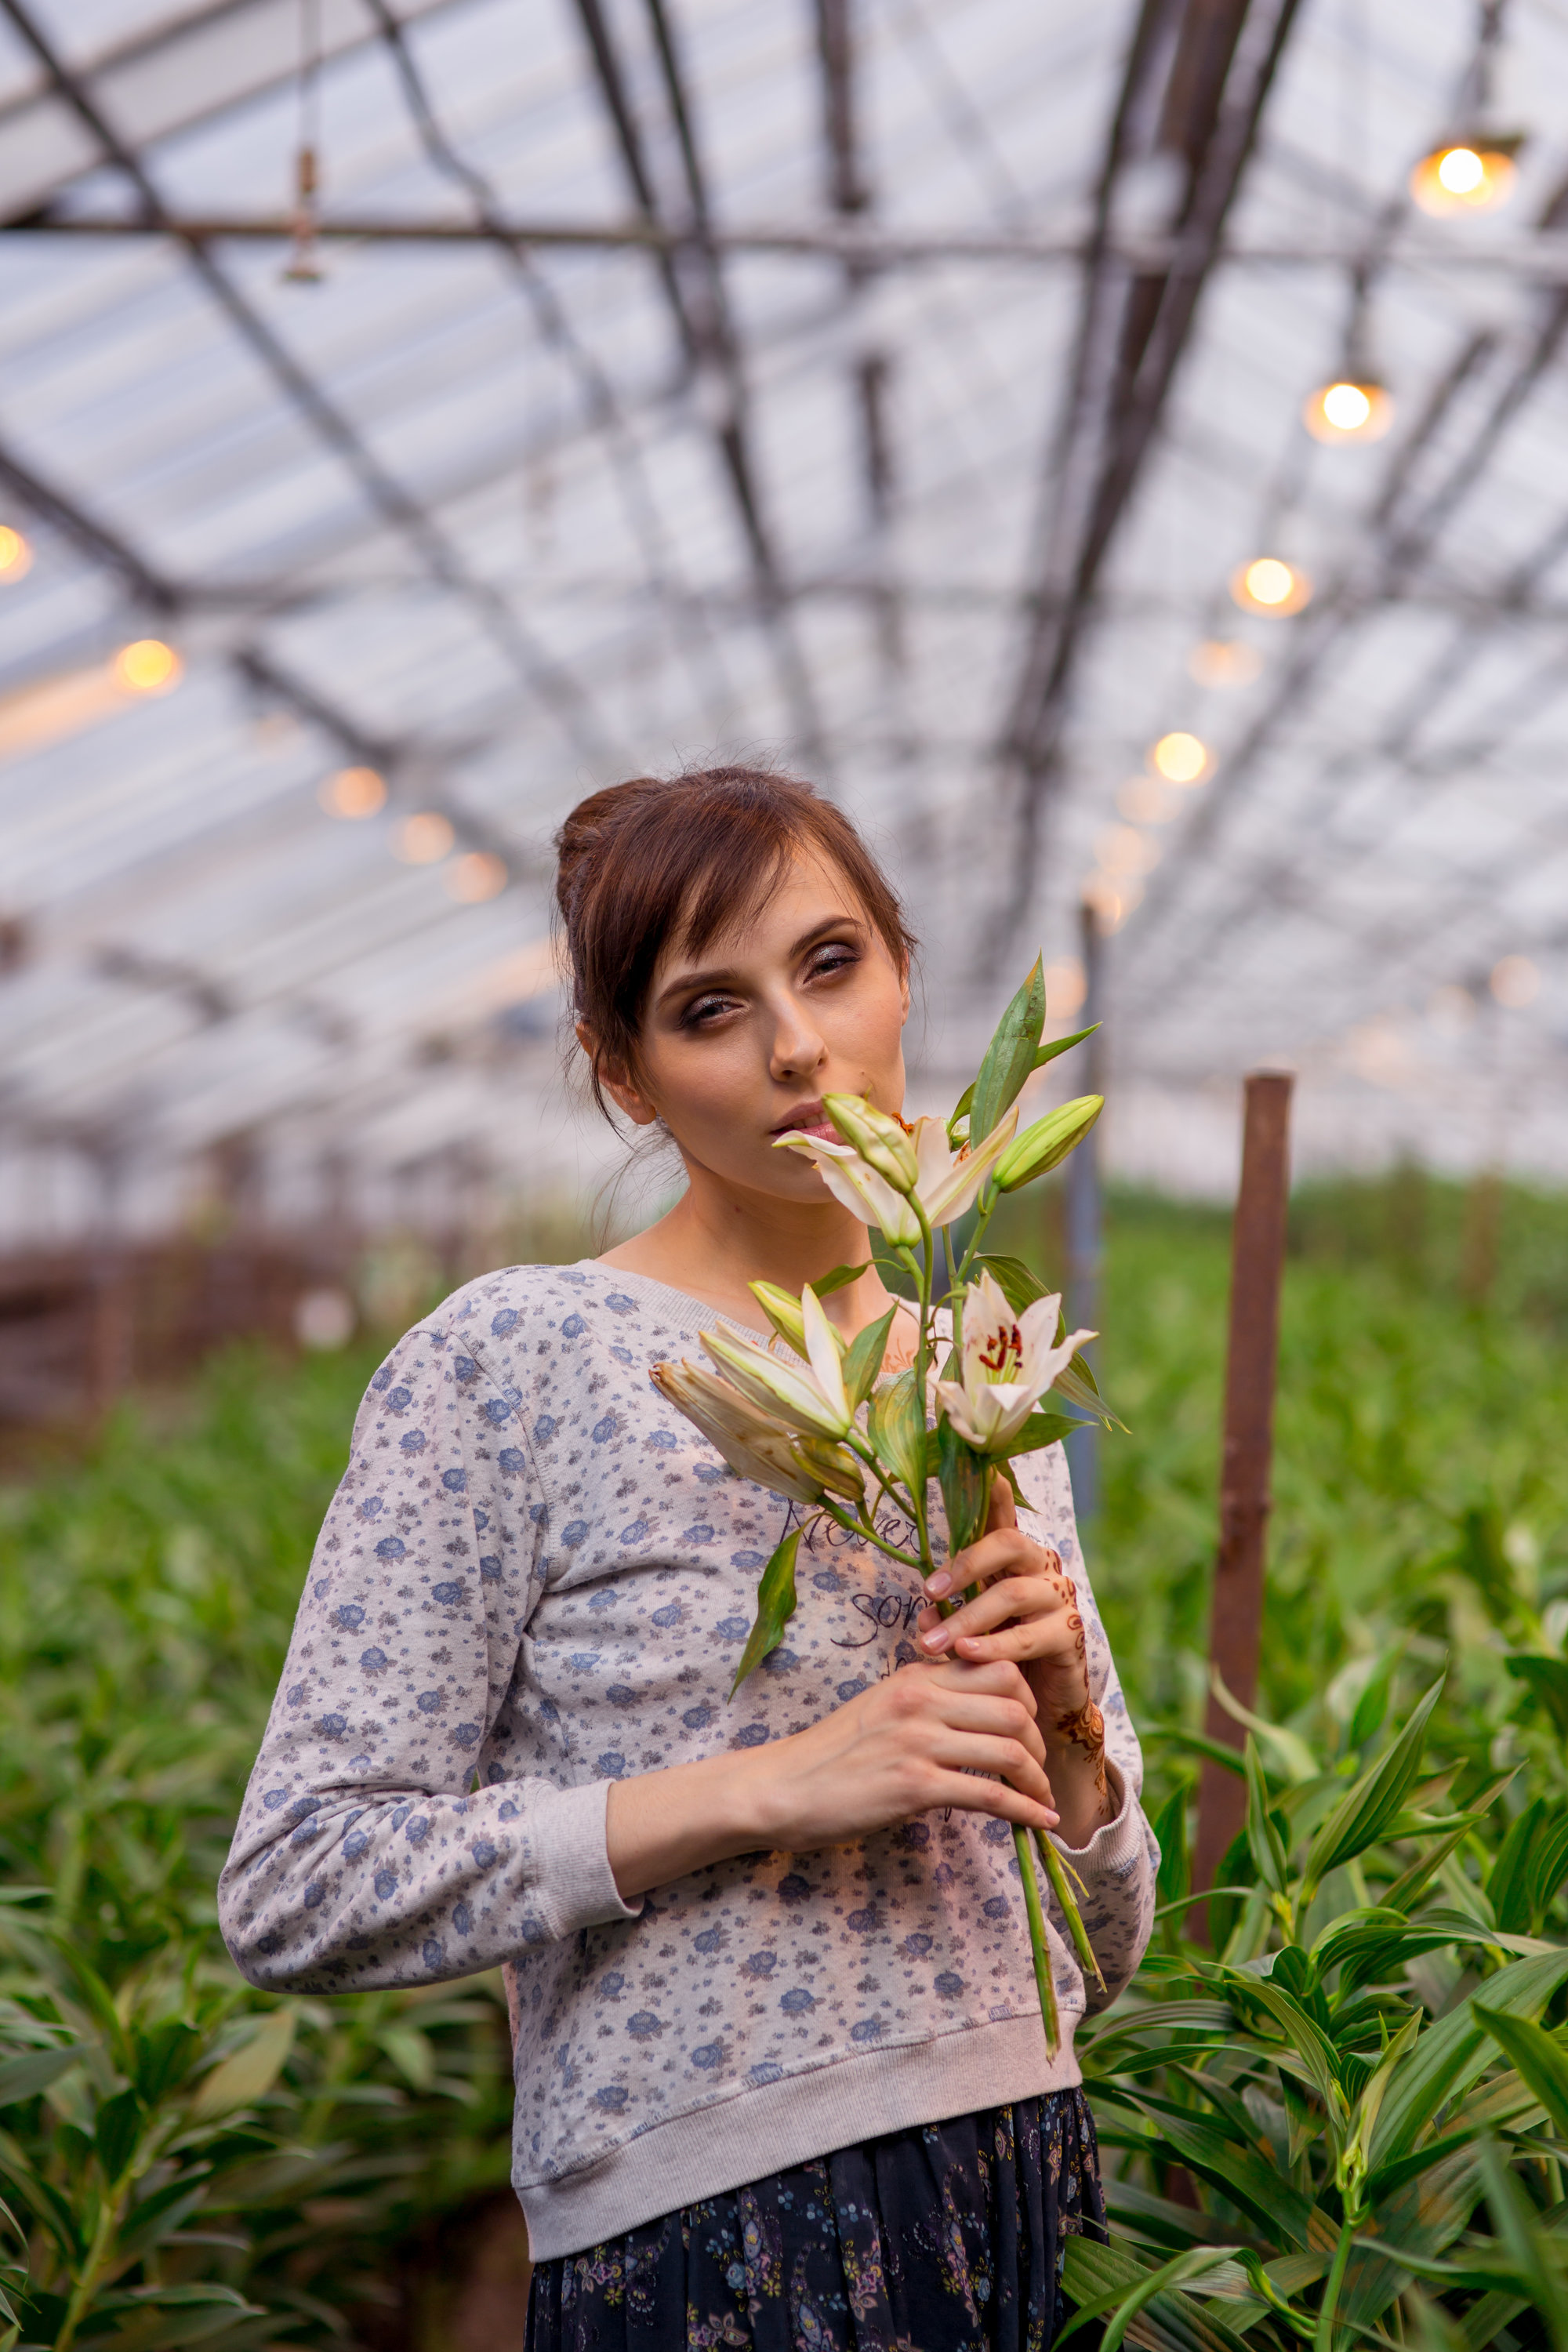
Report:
596,851,910,1205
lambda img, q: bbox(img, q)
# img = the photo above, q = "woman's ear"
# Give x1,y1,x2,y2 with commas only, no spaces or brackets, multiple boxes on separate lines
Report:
577,1020,660,1129
899,958,912,1025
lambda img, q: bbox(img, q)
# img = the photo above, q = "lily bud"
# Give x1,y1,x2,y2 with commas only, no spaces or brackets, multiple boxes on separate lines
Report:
822,1094,920,1192
994,1095,1103,1192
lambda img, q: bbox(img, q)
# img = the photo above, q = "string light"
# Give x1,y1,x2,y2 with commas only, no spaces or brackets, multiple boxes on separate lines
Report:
318,766,387,818
1490,953,1539,1007
394,812,455,865
445,851,508,903
1094,823,1159,877
1149,731,1209,785
1230,557,1312,616
1188,639,1261,688
114,639,182,695
1410,135,1520,216
1042,957,1085,1016
1081,872,1142,930
0,525,32,581
1303,377,1392,443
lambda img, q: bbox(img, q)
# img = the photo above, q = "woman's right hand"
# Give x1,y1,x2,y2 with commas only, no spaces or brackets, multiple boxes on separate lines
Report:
607,1659,1058,1900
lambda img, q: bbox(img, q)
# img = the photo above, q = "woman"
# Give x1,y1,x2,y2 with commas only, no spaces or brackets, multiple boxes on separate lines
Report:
220,767,1157,2351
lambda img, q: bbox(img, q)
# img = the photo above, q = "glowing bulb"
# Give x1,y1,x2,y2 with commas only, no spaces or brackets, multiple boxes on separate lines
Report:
114,638,182,694
1231,557,1312,616
1042,957,1085,1015
394,811,456,865
1082,872,1142,930
318,765,387,819
446,851,508,903
1304,377,1392,444
1410,137,1519,216
1094,823,1160,877
1150,731,1209,785
1116,775,1178,823
0,525,31,580
1490,953,1539,1008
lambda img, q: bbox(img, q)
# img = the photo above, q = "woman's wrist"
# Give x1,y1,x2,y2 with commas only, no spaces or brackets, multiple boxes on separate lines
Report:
605,1744,783,1900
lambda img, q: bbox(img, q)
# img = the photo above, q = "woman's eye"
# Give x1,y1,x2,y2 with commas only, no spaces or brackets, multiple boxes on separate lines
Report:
682,994,735,1028
809,945,858,980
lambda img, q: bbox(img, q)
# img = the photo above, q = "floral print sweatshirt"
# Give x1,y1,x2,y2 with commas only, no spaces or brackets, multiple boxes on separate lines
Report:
218,1261,1157,2259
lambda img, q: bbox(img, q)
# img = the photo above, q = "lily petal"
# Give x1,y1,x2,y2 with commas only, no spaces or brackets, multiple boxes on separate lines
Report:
800,1285,851,1425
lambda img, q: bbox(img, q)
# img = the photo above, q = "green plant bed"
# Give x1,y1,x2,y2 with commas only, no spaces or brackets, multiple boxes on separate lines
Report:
1,1178,1566,2347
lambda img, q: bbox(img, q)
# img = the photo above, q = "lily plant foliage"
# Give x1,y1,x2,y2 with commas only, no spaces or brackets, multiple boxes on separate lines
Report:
651,958,1109,2051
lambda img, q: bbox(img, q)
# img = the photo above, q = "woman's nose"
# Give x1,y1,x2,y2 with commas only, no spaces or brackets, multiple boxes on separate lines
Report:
769,996,827,1081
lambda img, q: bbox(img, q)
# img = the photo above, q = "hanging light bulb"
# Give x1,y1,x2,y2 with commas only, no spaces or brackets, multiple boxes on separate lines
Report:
0,525,33,581
1149,731,1209,785
114,638,183,695
1410,132,1522,216
1303,377,1393,443
1230,557,1312,617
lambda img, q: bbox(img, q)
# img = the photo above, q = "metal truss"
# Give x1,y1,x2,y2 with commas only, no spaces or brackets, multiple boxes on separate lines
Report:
993,0,1305,923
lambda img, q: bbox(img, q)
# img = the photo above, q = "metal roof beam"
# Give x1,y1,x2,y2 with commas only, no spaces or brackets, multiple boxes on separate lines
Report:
993,0,1305,914
0,0,615,774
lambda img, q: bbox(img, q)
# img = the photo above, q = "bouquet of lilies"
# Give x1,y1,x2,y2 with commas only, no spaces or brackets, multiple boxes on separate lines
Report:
652,959,1116,2053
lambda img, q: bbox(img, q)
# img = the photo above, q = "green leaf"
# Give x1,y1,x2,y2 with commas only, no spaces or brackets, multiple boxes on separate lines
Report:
812,1260,868,1298
1368,1947,1568,2174
869,1368,927,1501
1058,2239,1259,2352
728,1528,802,1696
1059,2243,1251,2352
842,1305,896,1411
968,956,1047,1146
1137,2107,1319,2248
974,1253,1049,1312
1472,2001,1568,2136
1506,1652,1568,1741
936,1419,990,1557
949,1029,1101,1139
1150,1783,1191,1914
1243,1737,1290,1896
93,2085,144,2183
991,1410,1083,1461
132,2019,201,2107
1527,1808,1568,1931
189,2006,296,2121
1489,1797,1548,1935
0,2043,80,2107
1300,1675,1445,1896
1347,1646,1403,1752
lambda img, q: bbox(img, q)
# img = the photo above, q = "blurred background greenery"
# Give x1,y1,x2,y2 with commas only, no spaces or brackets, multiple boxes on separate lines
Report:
2,1173,1565,2347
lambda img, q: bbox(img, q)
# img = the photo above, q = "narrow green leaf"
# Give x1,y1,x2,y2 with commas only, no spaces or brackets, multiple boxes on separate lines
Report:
1142,2108,1318,2248
1301,1675,1445,1896
969,956,1047,1145
975,1253,1049,1311
728,1528,802,1696
1526,1808,1568,1933
1243,1737,1290,1896
1150,1783,1192,1914
1472,2002,1568,2136
1505,1652,1568,1741
869,1368,927,1501
812,1260,869,1299
1031,1023,1099,1073
189,2005,296,2121
0,2044,80,2107
842,1304,896,1410
1346,1646,1403,1753
936,1418,990,1557
1489,1798,1547,1935
93,2085,144,2182
993,1410,1083,1461
1369,1947,1568,2174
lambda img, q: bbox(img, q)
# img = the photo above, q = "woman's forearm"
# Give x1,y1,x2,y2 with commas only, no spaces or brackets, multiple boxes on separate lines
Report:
605,1749,778,1899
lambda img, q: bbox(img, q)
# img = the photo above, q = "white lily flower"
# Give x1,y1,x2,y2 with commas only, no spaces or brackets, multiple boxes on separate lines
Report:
934,1268,1096,1453
775,1105,1019,1240
699,1285,855,1439
649,1360,862,1506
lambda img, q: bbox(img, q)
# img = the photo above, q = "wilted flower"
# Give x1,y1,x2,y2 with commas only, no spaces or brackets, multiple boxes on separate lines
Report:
935,1269,1095,1452
649,1360,862,1506
701,1285,854,1439
777,1105,1019,1241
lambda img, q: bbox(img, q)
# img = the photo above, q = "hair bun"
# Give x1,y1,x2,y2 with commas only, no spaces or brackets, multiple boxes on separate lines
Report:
554,778,662,927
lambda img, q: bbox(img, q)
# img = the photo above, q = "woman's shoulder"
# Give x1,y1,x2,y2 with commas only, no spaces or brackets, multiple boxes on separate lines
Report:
416,1258,713,1361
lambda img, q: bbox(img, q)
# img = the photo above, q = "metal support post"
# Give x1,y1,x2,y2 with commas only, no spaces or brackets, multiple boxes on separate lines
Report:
1193,1069,1294,1931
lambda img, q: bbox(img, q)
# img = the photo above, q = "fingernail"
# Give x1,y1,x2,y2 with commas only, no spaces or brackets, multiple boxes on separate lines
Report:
920,1628,949,1652
924,1571,951,1598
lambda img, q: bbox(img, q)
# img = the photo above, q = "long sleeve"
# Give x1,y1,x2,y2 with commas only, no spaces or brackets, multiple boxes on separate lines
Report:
1018,1448,1159,2016
218,1319,640,1991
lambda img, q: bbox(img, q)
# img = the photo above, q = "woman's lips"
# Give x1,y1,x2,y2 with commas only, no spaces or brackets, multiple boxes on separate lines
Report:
772,1104,836,1141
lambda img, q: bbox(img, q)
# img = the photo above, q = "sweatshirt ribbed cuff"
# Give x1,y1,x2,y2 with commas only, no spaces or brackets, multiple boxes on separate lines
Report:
1053,1760,1144,1882
529,1777,643,1939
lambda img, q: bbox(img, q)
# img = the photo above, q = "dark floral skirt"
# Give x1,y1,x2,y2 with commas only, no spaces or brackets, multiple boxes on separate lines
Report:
525,2089,1105,2351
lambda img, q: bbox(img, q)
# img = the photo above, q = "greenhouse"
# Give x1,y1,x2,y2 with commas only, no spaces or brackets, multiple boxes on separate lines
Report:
1,0,1566,2347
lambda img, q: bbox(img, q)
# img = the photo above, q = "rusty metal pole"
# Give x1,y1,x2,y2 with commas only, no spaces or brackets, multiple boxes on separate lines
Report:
1064,898,1104,1521
1192,1069,1294,1926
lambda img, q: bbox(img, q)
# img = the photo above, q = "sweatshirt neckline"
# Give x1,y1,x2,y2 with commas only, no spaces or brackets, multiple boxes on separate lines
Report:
573,1258,920,1349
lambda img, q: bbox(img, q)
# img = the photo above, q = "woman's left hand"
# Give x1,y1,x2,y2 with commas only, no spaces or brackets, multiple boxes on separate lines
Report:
913,1477,1112,1831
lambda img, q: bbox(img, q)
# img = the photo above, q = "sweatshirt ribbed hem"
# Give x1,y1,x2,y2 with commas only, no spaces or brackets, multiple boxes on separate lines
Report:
516,2013,1084,2260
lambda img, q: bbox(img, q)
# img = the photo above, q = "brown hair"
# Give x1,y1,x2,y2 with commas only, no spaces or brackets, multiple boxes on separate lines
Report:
554,765,916,1119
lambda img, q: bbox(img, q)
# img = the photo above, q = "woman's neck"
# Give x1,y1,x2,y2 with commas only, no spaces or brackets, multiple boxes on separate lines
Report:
598,1168,902,1341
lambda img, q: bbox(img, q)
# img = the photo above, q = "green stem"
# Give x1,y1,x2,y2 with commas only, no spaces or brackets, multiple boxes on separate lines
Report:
1014,1824,1061,2056
1312,2218,1356,2352
1033,1828,1105,1991
818,1499,924,1571
56,2190,124,2352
